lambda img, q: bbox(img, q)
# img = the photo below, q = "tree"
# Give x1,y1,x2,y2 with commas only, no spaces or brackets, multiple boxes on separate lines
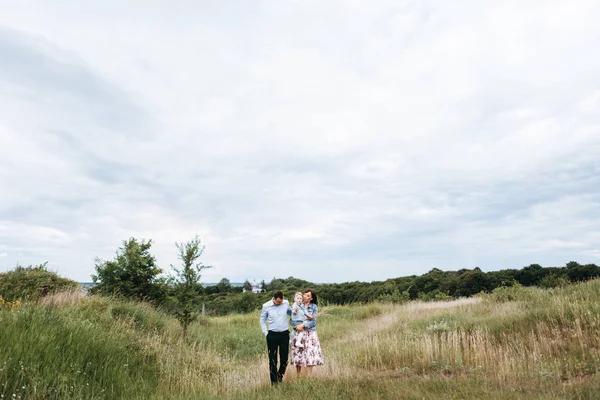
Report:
455,269,492,296
243,280,253,292
565,261,600,282
169,236,211,337
216,278,232,293
517,264,545,286
91,238,163,302
408,272,442,299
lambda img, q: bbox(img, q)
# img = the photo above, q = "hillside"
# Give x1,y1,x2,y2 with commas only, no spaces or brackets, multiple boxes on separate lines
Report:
1,280,599,399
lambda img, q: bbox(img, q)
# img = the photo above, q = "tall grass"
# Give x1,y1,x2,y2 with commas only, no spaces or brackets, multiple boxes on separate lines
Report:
1,281,599,399
344,281,600,388
0,303,158,399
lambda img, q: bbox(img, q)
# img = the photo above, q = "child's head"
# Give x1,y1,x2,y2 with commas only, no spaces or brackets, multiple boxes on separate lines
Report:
294,292,303,304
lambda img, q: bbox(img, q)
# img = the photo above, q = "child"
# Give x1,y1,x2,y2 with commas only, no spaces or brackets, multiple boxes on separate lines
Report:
290,292,311,348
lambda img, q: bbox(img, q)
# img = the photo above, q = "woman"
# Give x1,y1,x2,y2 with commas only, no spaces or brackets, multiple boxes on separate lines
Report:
290,288,324,376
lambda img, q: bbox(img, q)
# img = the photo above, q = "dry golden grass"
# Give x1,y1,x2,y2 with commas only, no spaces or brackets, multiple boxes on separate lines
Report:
38,288,87,307
331,282,600,392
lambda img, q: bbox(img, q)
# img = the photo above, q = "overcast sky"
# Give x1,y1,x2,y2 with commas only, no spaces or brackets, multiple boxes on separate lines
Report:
1,1,600,283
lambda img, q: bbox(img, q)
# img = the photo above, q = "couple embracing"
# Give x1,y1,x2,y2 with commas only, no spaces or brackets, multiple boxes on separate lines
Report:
259,288,324,385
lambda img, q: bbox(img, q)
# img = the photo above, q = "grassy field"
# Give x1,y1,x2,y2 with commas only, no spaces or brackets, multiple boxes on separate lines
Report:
1,280,599,399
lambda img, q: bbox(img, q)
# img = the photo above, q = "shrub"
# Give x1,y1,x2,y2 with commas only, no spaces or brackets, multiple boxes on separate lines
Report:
0,263,79,302
486,283,538,303
539,274,570,288
376,289,409,303
418,289,452,302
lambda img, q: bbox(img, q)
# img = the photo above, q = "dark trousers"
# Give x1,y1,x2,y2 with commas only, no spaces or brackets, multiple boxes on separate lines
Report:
266,330,289,384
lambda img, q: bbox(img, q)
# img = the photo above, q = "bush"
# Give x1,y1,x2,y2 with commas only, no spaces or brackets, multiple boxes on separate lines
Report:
200,292,267,315
418,290,452,302
0,263,79,302
539,274,570,288
376,289,409,303
486,283,538,303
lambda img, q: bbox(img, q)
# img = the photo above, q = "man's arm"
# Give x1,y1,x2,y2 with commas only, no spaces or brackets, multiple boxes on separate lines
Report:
260,305,269,336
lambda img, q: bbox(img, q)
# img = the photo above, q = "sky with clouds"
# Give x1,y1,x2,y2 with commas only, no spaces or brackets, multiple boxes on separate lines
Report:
1,1,600,283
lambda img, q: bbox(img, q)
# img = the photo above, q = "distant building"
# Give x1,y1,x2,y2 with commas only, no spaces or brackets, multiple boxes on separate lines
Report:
242,280,263,294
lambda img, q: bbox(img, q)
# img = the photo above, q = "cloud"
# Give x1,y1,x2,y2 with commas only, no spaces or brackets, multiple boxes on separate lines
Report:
1,1,600,282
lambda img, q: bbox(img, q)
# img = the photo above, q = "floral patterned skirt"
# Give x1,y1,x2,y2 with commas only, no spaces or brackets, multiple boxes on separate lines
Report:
290,329,324,366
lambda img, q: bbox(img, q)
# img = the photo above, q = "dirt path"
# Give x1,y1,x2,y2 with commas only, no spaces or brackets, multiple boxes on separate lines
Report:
336,297,481,345
317,297,481,378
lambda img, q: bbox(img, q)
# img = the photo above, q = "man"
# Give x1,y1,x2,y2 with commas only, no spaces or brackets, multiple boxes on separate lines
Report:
259,290,292,384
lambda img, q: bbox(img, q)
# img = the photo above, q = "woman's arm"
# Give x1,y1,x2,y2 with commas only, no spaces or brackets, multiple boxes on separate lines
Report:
302,305,317,330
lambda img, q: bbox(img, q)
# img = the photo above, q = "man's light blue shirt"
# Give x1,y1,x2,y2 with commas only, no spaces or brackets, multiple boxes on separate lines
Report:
260,299,292,336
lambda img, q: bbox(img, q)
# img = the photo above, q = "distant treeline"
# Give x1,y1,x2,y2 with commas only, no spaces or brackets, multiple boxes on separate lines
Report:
194,261,600,314
2,236,599,316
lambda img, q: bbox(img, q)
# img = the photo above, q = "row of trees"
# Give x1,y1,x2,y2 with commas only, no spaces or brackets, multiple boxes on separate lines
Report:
90,236,600,315
6,236,598,318
215,262,600,311
298,262,600,305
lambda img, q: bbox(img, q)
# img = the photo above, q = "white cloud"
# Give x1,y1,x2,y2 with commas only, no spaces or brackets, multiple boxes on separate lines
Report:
1,1,600,282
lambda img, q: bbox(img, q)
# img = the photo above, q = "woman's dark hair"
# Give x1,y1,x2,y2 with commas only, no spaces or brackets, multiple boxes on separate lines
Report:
303,288,318,305
273,290,284,300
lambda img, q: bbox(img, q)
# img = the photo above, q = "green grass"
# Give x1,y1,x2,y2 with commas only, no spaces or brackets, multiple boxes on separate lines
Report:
0,303,158,399
1,281,599,399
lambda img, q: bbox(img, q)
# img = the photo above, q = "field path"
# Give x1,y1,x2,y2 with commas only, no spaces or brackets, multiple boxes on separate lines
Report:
317,297,481,378
336,297,481,345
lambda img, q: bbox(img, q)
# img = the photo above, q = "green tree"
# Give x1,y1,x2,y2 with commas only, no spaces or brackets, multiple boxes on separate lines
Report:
169,236,211,337
243,280,253,292
408,269,443,299
517,264,546,286
455,268,492,296
216,278,232,293
91,238,163,302
565,261,600,282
